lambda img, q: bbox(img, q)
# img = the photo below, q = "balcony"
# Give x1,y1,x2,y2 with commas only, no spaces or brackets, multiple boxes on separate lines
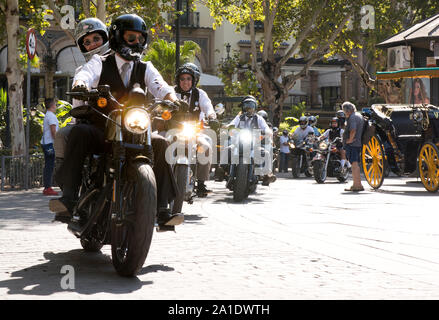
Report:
168,11,200,28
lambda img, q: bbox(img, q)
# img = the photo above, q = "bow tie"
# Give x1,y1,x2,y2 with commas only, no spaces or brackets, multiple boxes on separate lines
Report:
181,92,191,100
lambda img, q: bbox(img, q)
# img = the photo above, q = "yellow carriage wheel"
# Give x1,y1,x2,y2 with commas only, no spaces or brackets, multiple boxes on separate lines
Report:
362,135,385,189
418,142,439,193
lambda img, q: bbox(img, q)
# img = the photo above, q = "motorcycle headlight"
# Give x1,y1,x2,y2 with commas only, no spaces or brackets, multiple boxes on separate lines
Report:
319,141,328,150
181,122,198,138
239,130,253,144
124,108,150,134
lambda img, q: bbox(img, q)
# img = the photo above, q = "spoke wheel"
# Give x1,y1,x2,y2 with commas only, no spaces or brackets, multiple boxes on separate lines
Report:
362,135,385,189
418,142,439,193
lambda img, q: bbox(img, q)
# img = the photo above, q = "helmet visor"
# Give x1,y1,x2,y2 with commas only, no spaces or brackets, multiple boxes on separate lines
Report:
242,101,256,115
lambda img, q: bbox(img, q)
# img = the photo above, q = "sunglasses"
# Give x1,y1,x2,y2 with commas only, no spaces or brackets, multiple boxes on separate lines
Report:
179,76,193,82
124,34,145,44
83,35,103,47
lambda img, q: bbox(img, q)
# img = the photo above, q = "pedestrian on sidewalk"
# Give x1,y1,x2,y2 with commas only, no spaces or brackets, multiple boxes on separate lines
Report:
41,98,59,196
279,129,290,172
342,101,364,192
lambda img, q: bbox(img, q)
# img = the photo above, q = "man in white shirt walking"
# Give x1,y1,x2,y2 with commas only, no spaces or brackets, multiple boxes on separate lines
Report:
41,98,59,196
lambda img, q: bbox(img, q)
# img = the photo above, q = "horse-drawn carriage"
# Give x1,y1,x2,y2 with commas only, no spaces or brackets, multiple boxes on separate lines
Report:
361,103,439,192
361,67,439,192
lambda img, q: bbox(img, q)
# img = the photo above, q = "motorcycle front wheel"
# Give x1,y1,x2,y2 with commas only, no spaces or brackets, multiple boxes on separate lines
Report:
111,163,157,277
171,164,189,214
313,160,326,183
291,156,300,178
233,164,249,202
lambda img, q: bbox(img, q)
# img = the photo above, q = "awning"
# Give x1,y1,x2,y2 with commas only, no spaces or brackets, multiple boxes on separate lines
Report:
377,14,439,48
199,73,223,86
376,67,439,80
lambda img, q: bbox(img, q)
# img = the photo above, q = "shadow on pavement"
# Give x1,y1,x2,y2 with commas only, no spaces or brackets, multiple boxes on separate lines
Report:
0,249,174,296
182,214,206,224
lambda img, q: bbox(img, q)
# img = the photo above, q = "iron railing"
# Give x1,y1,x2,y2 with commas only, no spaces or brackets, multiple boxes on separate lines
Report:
0,154,44,191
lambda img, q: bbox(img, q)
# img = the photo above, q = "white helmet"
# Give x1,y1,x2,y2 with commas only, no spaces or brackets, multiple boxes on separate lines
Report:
74,18,109,61
299,116,308,129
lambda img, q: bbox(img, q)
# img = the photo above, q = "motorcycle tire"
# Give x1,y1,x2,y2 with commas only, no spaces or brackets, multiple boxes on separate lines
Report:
171,164,189,214
313,161,326,183
111,163,157,277
80,237,103,252
291,157,300,178
233,164,249,202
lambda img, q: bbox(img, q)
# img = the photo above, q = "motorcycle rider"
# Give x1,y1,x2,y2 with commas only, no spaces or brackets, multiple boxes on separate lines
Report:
173,62,218,197
308,115,321,137
54,18,110,177
291,116,314,146
336,109,346,129
51,14,183,228
228,95,276,186
319,117,350,169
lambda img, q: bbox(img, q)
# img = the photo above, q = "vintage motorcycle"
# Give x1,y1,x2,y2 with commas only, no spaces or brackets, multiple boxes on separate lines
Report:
153,103,223,214
290,133,316,178
312,137,349,183
58,85,172,277
225,128,268,202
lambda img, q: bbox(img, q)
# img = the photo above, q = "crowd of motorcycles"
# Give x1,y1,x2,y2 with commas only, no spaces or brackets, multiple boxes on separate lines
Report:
54,84,351,277
272,127,349,184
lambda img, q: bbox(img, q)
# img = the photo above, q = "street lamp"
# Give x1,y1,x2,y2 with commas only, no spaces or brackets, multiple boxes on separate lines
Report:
226,43,231,60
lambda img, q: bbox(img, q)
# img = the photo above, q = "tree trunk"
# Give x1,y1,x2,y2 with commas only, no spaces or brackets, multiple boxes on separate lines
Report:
5,0,26,156
97,0,106,23
82,0,91,17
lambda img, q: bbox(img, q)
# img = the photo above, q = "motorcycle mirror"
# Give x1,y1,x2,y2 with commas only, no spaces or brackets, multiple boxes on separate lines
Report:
215,103,225,115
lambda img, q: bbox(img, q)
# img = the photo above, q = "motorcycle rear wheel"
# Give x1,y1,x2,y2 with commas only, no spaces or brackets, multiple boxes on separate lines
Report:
111,163,157,277
233,164,248,202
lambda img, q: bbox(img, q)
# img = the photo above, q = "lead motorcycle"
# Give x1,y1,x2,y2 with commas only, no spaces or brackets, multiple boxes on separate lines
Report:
312,137,349,183
58,85,172,277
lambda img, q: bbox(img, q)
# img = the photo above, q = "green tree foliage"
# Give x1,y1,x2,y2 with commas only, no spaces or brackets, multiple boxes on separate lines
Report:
143,39,201,84
204,0,439,119
217,47,259,97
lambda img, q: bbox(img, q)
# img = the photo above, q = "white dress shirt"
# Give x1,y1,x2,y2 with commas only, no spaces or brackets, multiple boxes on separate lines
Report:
229,114,271,133
175,88,216,121
73,53,175,101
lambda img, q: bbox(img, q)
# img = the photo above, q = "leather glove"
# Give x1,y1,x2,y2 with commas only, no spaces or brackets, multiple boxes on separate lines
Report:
72,80,88,93
172,99,190,112
208,119,220,131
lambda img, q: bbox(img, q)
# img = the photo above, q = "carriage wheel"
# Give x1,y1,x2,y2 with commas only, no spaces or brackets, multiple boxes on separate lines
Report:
418,142,439,193
362,135,385,189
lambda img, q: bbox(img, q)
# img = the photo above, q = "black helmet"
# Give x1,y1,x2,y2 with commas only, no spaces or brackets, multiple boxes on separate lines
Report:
282,129,289,135
257,110,268,121
336,110,346,127
74,18,109,61
175,62,201,90
330,117,339,127
299,116,308,129
240,95,258,117
109,14,148,61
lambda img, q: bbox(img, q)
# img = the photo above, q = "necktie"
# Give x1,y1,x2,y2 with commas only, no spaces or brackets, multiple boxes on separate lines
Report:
120,62,130,87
